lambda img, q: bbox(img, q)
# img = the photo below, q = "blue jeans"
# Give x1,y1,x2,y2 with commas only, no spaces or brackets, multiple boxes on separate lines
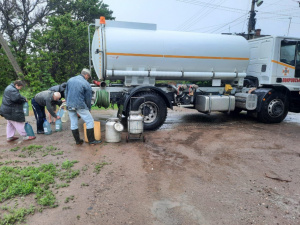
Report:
31,98,46,132
69,109,94,130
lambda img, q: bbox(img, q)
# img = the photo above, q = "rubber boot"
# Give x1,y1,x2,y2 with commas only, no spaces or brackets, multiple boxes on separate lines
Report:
86,128,101,145
72,129,83,145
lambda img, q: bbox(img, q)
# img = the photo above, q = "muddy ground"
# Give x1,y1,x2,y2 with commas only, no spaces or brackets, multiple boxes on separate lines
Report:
0,107,300,225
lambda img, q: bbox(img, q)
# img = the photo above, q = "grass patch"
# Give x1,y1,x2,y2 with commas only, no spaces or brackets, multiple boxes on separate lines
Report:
81,183,89,187
0,159,81,223
93,162,110,174
0,206,35,225
14,145,64,158
64,195,74,203
9,147,20,152
61,160,79,169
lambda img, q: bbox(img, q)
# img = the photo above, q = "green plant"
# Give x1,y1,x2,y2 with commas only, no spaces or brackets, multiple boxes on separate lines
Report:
93,162,110,174
55,183,69,189
64,195,74,203
9,147,20,152
51,151,64,156
0,206,35,225
61,160,79,169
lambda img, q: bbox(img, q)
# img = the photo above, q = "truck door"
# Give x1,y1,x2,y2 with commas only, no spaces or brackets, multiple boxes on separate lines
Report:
279,40,296,78
295,42,300,78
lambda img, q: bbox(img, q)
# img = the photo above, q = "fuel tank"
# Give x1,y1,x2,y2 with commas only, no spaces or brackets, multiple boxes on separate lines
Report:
92,20,250,81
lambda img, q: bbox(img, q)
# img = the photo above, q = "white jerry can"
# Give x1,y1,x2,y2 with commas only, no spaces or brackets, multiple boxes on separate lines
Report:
105,118,124,142
128,111,144,134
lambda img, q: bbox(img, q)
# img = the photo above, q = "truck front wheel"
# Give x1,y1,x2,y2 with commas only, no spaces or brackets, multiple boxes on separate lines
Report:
129,92,167,130
258,92,289,123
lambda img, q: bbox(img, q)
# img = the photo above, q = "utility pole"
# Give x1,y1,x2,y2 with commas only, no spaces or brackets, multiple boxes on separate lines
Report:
287,17,292,36
248,0,256,40
248,0,263,40
0,32,24,80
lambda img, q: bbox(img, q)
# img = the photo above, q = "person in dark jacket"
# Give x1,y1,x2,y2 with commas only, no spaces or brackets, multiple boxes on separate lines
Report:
65,68,101,145
31,90,63,134
48,82,67,123
0,81,36,141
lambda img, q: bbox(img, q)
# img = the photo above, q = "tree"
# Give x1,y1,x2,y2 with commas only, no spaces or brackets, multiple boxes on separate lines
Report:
0,0,51,55
0,48,15,90
0,0,115,92
49,0,114,22
25,14,92,92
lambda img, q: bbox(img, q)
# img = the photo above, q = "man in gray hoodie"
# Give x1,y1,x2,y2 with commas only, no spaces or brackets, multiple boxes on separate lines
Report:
31,91,62,134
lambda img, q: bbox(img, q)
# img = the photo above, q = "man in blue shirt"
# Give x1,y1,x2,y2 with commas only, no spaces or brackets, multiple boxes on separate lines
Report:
65,68,101,145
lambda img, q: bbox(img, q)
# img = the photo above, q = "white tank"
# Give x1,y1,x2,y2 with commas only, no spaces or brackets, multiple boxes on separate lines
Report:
92,20,250,81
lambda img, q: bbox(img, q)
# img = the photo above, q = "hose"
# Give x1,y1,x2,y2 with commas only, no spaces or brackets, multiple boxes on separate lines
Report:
92,89,110,109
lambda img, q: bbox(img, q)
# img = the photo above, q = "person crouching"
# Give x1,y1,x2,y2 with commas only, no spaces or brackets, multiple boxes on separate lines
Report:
31,91,62,134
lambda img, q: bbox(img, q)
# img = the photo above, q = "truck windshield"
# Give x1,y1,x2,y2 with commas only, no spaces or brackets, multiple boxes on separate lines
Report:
280,40,296,66
296,43,300,77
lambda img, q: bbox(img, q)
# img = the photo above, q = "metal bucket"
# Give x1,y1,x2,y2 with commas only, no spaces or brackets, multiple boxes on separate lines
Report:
105,118,124,142
128,111,144,134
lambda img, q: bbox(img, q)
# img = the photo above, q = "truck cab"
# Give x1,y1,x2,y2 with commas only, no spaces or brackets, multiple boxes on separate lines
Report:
247,36,300,91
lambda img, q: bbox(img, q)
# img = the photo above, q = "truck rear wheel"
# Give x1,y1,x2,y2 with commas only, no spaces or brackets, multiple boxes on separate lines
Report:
129,92,167,130
258,92,289,123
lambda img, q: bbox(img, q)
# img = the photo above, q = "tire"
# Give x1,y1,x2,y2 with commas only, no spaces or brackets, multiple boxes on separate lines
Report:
258,92,289,123
128,91,167,131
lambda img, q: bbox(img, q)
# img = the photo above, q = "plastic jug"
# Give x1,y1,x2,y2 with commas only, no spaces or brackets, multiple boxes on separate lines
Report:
61,110,69,122
24,122,35,136
23,102,29,116
43,119,52,135
57,108,65,118
55,119,62,132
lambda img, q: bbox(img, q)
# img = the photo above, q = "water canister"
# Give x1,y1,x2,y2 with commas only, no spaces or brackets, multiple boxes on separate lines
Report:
128,111,144,134
43,119,52,135
55,119,62,132
23,102,29,116
57,108,65,118
24,122,35,136
105,118,124,143
61,110,69,122
83,121,101,143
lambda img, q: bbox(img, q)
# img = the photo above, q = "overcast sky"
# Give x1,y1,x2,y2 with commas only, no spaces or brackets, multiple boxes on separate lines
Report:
103,0,300,37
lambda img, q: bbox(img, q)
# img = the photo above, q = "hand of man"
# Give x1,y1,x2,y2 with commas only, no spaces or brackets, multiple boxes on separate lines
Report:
57,116,61,120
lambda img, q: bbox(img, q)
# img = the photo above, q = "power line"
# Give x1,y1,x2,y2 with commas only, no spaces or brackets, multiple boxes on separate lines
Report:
180,0,228,31
210,13,248,33
176,0,300,18
177,0,220,31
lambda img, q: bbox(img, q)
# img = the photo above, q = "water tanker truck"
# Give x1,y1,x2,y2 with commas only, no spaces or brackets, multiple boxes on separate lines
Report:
89,17,300,130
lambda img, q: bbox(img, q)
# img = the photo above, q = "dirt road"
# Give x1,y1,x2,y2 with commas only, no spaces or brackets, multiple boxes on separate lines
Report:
0,108,300,224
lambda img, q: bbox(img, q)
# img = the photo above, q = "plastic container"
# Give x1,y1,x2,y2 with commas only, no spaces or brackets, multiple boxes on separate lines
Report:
105,118,124,143
23,102,29,116
55,119,62,132
83,121,101,143
57,108,65,118
43,119,52,135
24,122,35,136
61,110,69,122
